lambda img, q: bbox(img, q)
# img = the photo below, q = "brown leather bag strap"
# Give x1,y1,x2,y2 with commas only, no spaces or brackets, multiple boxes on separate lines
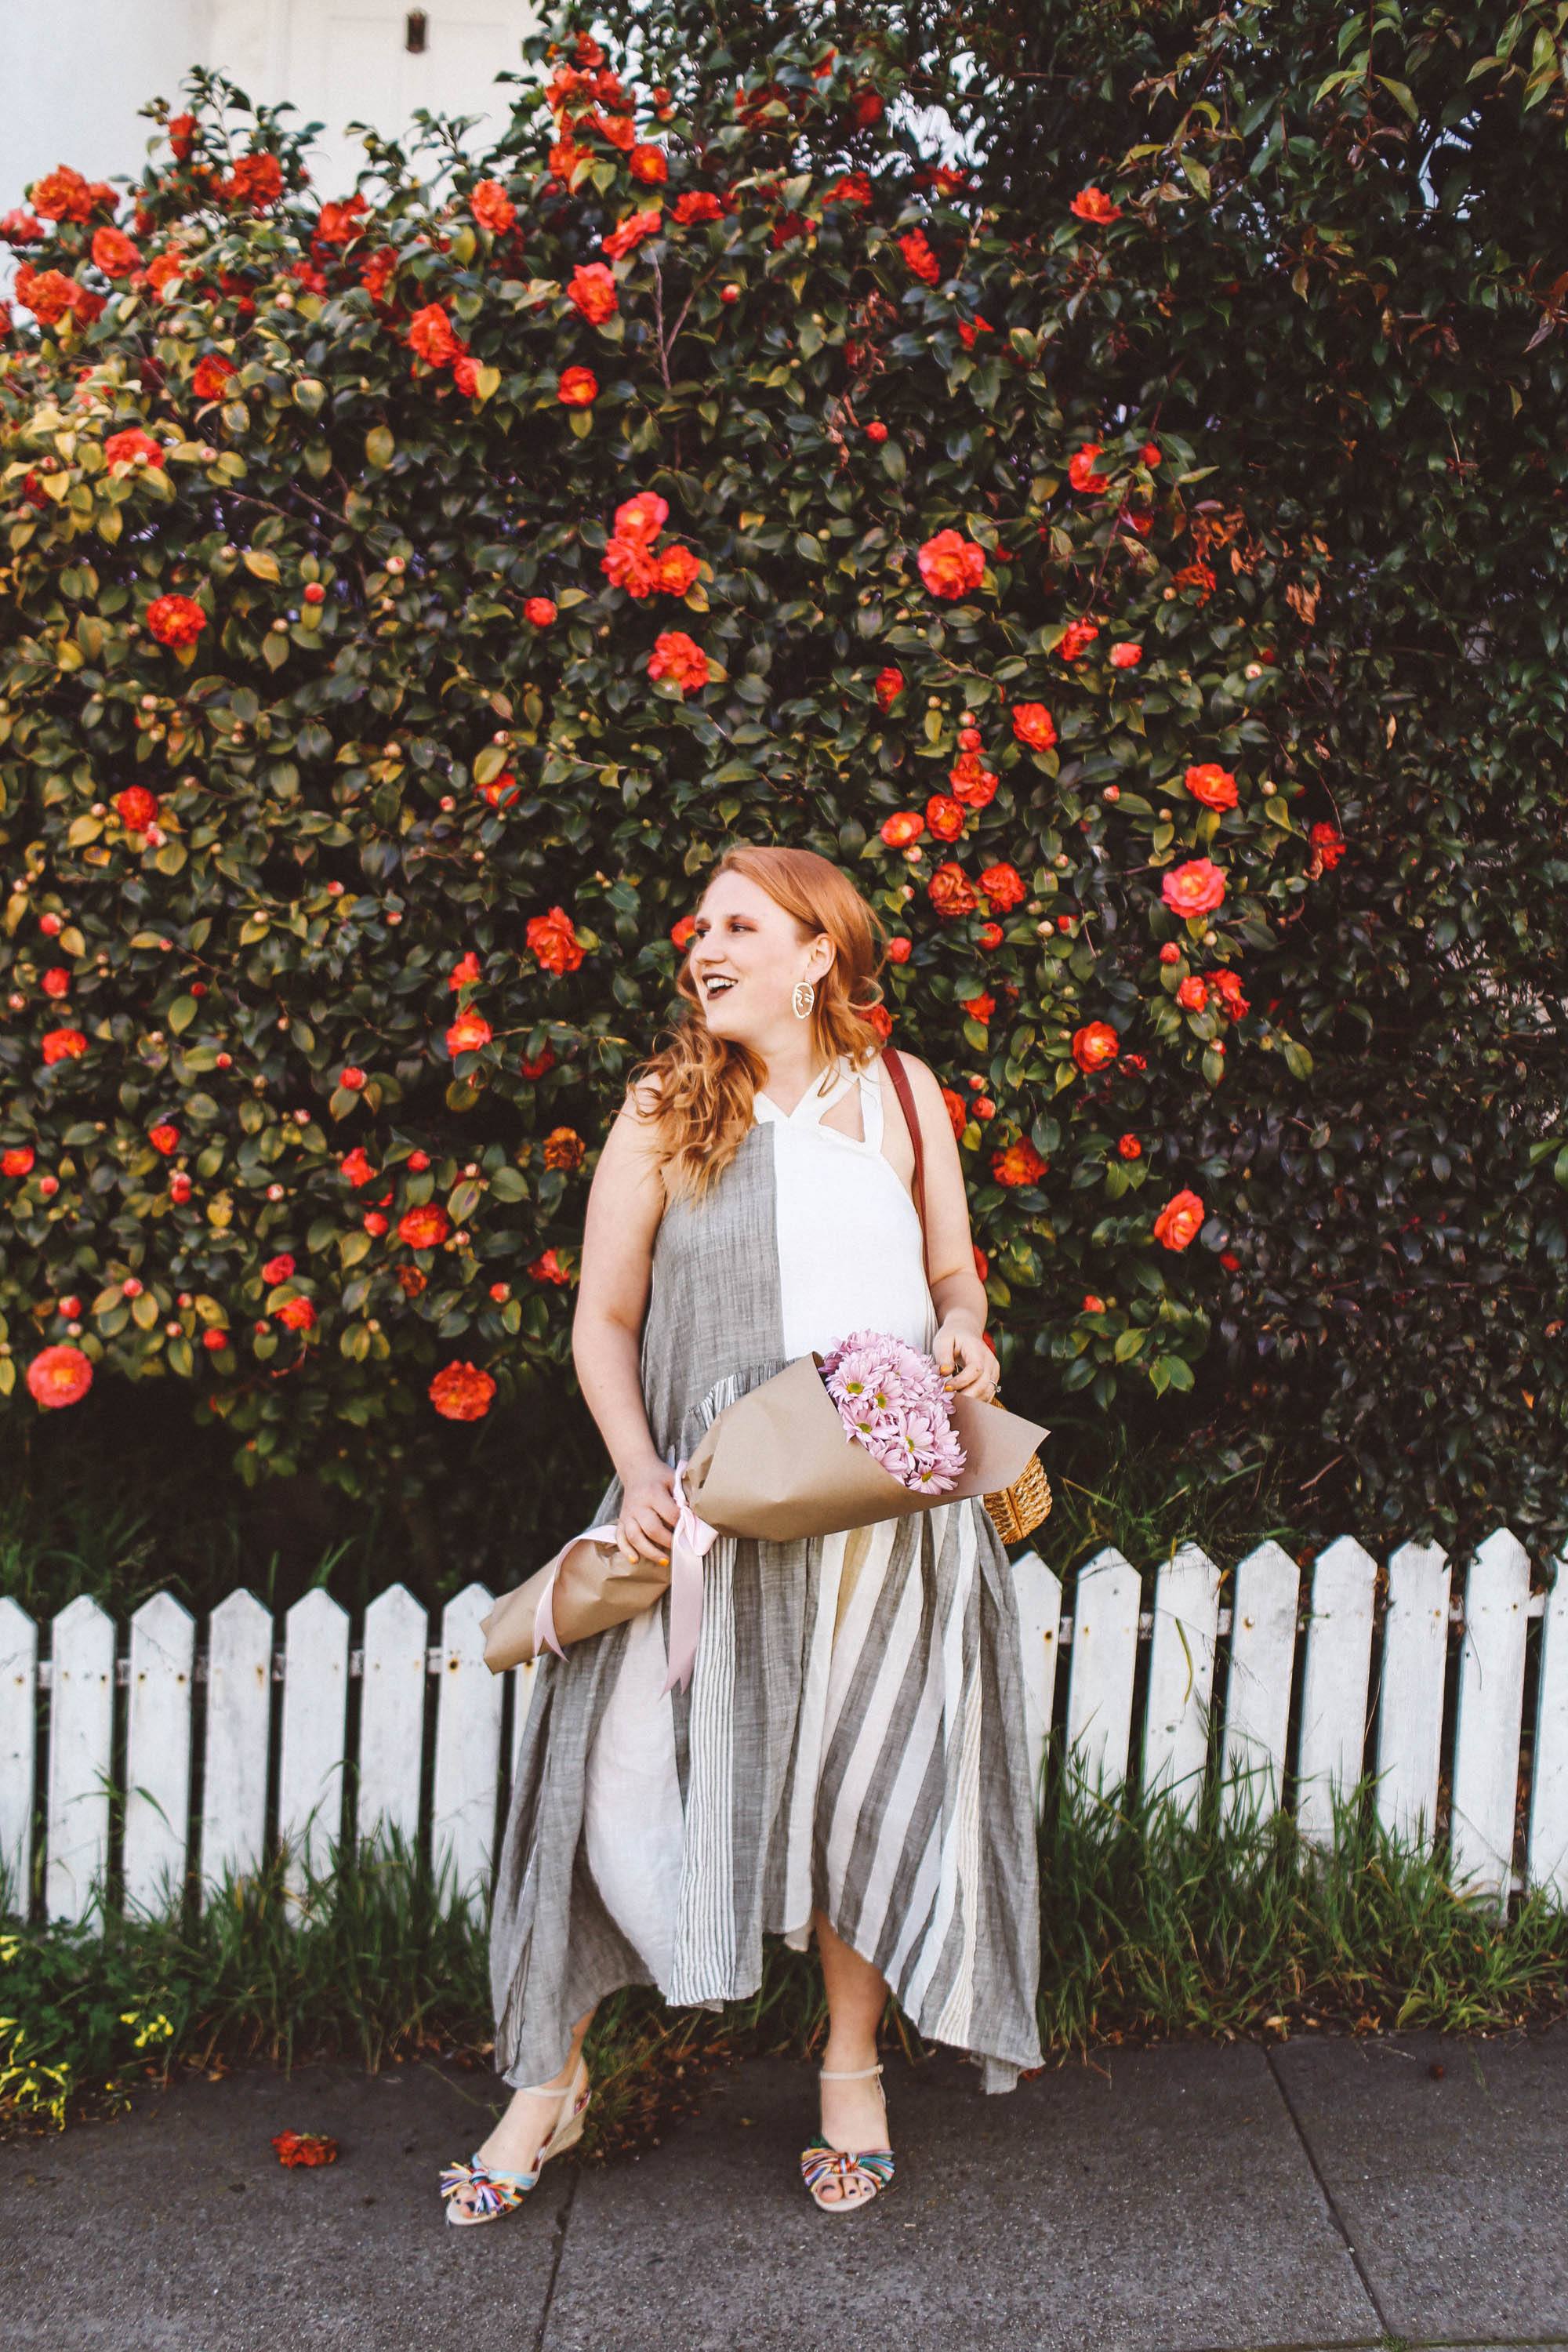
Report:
881,1046,929,1282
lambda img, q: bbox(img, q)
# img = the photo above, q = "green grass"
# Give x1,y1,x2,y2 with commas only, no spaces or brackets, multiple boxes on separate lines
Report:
4,1761,1563,2151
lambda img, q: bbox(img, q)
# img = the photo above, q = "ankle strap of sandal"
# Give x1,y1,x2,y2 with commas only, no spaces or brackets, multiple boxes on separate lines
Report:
818,2062,884,2079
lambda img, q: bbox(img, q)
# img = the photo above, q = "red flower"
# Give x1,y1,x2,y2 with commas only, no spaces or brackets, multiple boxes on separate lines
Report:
600,538,657,604
192,352,236,401
977,922,1003,950
942,1086,967,1136
167,114,196,160
448,950,481,992
14,267,82,326
955,315,994,350
925,794,964,842
114,785,159,831
221,152,284,209
614,490,669,543
1162,859,1228,919
1070,186,1122,225
949,754,998,809
524,597,557,627
568,262,618,323
962,992,996,1024
477,769,520,811
520,1045,557,1079
1176,975,1209,1011
104,428,164,473
272,2131,338,2168
880,811,924,849
146,594,206,648
430,1361,496,1421
600,211,660,266
148,1123,180,1155
1172,561,1217,603
528,1248,572,1285
262,1253,296,1284
452,355,482,399
670,913,696,949
648,630,709,695
916,528,986,601
471,180,517,234
1309,821,1346,869
1069,443,1110,494
340,1147,377,1188
446,1011,493,1057
979,862,1025,912
874,666,905,712
1072,1022,1120,1073
30,167,96,224
1153,1189,1205,1250
91,226,141,276
42,1027,88,1065
316,196,368,245
655,544,701,595
673,191,725,224
399,1203,452,1251
408,302,459,368
274,1295,317,1333
1109,641,1142,669
993,1139,1047,1188
886,935,912,964
1082,1294,1107,1315
629,143,668,185
927,862,978,919
898,227,941,285
1117,1134,1142,1160
2,1146,35,1178
528,906,586,975
1011,702,1057,752
27,1343,93,1409
554,362,598,412
1185,762,1238,811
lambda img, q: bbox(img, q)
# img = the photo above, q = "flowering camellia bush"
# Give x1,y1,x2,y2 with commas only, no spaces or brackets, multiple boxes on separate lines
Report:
0,0,1562,1549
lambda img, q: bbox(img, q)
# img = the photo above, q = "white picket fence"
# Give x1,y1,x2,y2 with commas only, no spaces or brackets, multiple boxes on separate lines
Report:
2,1524,1565,1931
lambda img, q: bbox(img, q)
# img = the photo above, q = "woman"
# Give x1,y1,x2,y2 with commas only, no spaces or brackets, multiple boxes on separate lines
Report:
441,843,1043,2224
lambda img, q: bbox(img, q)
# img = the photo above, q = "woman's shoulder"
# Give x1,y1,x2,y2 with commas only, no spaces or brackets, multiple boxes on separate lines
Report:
873,1045,944,1105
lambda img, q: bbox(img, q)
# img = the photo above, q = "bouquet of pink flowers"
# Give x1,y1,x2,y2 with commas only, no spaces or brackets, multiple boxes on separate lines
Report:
482,1325,1048,1697
818,1328,967,1497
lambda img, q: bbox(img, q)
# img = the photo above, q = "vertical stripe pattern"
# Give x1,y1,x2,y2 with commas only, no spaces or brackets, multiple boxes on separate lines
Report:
488,1059,1043,2096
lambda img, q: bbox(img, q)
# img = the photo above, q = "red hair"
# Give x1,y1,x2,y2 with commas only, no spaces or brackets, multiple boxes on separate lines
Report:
631,843,892,1204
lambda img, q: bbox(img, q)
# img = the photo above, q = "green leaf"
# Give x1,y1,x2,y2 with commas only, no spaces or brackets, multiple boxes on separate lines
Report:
365,425,395,470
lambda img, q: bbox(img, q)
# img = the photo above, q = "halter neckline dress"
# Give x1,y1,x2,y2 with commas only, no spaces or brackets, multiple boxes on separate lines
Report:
488,1051,1044,2095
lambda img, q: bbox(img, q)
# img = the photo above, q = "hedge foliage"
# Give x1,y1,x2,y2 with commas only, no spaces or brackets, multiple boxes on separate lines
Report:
0,0,1563,1551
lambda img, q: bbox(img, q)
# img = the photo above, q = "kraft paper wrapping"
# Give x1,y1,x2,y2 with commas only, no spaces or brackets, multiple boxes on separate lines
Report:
480,1350,1050,1678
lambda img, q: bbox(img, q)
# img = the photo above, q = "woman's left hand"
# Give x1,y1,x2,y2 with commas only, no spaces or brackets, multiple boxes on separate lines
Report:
932,1317,999,1402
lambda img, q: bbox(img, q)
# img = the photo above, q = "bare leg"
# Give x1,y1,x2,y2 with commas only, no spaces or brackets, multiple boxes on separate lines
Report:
446,2005,597,2220
812,1908,892,2206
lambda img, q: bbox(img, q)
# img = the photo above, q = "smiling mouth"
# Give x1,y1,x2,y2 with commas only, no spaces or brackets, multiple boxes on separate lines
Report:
702,977,739,998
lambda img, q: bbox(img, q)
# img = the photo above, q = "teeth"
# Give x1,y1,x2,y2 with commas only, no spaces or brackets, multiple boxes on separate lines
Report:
706,978,736,993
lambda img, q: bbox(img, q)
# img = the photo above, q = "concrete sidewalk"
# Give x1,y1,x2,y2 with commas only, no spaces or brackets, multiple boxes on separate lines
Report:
3,2025,1564,2352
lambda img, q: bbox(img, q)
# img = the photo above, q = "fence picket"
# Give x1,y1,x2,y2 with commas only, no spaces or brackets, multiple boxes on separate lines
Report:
431,1584,503,1918
1449,1529,1531,1902
1142,1544,1221,1820
1527,1544,1568,1901
201,1592,272,1908
0,1599,38,1917
1009,1550,1062,1818
1295,1536,1377,1844
510,1657,539,1782
1221,1540,1301,1823
1375,1541,1451,1848
5,1526,1565,1930
358,1584,427,1854
45,1595,114,1925
123,1592,195,1920
277,1589,349,1914
1064,1547,1140,1800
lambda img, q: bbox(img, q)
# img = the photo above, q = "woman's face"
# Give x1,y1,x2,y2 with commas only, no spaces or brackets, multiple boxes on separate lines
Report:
688,870,833,1044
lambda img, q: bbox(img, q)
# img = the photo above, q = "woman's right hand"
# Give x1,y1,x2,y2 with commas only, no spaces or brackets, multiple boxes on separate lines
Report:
615,1458,680,1566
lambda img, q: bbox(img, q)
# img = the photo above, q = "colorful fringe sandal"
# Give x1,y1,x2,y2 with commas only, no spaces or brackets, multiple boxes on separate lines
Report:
439,2059,591,2227
799,2062,895,2213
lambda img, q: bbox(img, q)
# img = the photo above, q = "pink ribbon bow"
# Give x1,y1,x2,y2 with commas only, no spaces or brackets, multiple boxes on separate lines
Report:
530,1457,718,1697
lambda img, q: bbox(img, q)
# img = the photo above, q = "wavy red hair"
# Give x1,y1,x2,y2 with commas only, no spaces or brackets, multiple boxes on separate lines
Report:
630,843,892,1204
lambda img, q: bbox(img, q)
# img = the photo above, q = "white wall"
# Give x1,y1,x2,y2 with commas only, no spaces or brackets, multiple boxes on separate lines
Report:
0,2,542,215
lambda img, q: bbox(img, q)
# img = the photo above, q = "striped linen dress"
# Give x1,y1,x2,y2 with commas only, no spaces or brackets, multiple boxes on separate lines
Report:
488,1050,1044,2095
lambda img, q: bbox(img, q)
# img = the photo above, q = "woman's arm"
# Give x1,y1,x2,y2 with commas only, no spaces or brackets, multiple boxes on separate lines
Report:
888,1051,996,1397
572,1077,681,1558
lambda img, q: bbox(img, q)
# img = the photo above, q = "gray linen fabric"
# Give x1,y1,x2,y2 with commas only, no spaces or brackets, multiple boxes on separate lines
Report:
488,1116,1044,2095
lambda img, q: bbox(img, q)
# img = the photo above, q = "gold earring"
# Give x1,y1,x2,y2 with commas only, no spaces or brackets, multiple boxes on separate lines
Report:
792,978,815,1020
